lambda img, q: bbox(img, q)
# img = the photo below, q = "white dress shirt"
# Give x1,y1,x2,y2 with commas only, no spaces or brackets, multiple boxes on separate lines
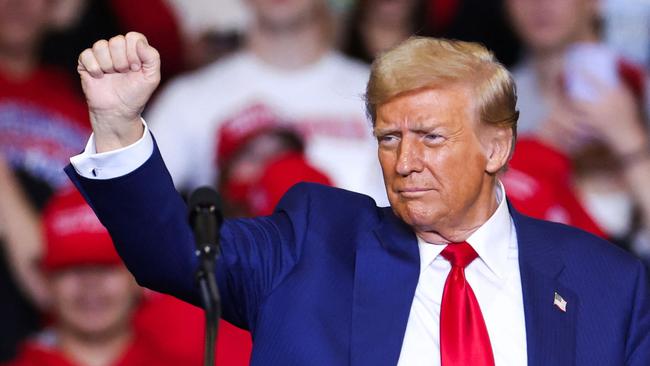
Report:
397,184,528,365
70,123,528,364
69,119,154,179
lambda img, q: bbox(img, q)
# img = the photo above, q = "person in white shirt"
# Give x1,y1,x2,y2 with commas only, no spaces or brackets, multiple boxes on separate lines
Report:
146,0,387,205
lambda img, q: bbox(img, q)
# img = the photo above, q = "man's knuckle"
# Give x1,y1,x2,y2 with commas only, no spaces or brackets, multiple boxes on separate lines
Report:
126,31,144,40
87,63,101,73
92,39,109,51
108,36,125,47
79,48,91,59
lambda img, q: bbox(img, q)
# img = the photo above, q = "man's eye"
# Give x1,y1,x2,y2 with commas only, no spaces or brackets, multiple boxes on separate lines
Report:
378,135,399,144
424,134,442,142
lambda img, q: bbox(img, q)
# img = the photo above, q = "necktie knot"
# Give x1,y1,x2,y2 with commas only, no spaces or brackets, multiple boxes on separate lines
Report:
441,241,478,268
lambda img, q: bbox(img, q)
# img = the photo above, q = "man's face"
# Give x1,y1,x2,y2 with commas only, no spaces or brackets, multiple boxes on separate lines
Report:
228,132,289,185
506,0,596,53
375,86,505,243
48,265,139,340
0,0,49,53
248,0,323,32
368,0,419,24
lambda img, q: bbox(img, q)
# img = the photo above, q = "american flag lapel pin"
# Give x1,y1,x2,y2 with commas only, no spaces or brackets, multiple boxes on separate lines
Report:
553,292,567,312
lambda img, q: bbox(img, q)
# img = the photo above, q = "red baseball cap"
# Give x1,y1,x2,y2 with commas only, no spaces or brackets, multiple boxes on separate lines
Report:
247,152,332,216
216,103,285,167
41,187,122,271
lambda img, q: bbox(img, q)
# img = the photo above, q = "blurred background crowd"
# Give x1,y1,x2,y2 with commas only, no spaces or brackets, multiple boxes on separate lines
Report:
1,0,649,364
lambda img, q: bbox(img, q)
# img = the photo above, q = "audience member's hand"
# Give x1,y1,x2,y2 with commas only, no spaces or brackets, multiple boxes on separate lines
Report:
535,99,598,156
77,32,160,152
569,80,648,158
564,76,650,231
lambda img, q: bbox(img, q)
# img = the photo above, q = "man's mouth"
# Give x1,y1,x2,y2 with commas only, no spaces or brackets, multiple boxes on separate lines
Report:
397,187,432,198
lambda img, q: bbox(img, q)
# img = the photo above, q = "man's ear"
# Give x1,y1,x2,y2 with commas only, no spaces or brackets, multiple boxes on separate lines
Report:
481,125,513,174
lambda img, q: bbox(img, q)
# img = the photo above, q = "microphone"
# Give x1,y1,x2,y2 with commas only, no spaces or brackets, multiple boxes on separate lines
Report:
188,187,223,252
188,186,222,366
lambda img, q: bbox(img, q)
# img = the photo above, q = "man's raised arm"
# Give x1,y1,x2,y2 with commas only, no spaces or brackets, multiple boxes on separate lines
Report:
68,34,303,329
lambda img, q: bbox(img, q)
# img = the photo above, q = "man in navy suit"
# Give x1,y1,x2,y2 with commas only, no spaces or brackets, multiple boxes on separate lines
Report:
67,32,649,365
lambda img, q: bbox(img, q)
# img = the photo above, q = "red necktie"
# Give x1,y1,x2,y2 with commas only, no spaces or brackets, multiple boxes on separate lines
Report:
440,242,495,366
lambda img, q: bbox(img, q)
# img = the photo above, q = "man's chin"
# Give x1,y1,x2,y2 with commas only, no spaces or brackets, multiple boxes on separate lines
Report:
392,204,438,225
391,210,455,244
413,230,451,245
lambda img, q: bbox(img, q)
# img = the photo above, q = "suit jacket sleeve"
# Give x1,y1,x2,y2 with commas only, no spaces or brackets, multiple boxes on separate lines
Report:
626,260,650,365
65,142,305,332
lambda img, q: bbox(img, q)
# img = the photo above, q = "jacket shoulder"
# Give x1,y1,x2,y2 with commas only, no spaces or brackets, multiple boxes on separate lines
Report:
514,210,643,273
277,182,379,218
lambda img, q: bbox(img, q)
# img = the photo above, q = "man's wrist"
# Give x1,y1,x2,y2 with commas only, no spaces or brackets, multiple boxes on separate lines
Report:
90,116,145,153
70,118,152,179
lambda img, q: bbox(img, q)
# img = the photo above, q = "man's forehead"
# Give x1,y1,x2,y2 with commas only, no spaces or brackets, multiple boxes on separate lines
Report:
373,86,476,129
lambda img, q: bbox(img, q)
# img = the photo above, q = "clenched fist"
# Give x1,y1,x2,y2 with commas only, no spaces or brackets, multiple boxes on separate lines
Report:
77,32,161,153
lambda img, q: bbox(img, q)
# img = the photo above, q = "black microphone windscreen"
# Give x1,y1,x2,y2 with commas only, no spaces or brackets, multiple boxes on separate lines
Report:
188,187,224,231
189,186,221,211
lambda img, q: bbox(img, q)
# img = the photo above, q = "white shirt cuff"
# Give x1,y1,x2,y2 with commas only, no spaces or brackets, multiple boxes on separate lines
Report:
69,119,153,179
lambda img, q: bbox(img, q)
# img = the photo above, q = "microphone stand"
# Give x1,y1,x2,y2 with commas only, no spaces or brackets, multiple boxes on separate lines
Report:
193,207,222,366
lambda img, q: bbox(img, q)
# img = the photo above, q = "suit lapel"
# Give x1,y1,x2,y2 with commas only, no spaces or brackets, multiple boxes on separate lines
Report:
512,207,577,366
350,208,420,366
349,204,579,365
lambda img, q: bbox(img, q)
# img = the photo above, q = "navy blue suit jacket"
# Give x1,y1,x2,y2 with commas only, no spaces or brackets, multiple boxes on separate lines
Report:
66,143,650,366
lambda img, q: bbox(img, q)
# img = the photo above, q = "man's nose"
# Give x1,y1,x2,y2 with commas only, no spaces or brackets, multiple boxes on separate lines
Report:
395,139,423,176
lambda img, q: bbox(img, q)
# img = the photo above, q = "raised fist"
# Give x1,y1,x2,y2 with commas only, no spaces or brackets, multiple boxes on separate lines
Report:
77,32,161,152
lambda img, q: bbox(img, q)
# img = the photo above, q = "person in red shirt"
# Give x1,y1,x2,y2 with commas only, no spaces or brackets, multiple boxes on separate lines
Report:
0,0,92,360
9,186,253,366
503,137,606,238
216,103,332,217
4,188,176,366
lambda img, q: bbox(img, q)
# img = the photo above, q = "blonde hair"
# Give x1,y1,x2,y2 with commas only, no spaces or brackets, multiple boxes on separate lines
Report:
365,37,519,137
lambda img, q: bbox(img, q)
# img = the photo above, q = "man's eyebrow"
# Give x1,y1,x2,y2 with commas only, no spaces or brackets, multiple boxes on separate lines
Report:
411,124,440,134
372,127,400,137
374,121,443,136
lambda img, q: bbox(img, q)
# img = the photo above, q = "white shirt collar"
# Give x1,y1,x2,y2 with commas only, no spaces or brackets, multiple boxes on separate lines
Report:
417,181,513,279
